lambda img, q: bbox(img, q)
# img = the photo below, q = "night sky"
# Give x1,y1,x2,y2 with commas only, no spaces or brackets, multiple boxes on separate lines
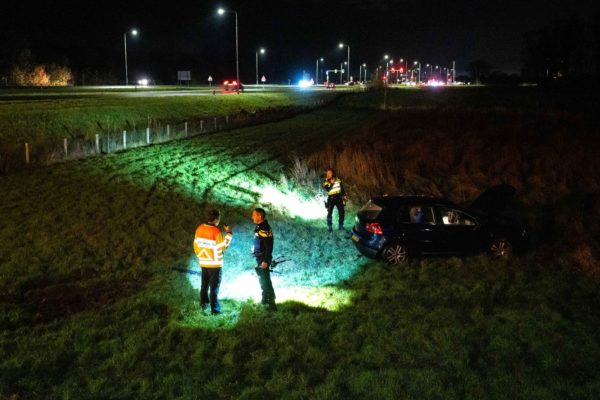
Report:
1,0,597,83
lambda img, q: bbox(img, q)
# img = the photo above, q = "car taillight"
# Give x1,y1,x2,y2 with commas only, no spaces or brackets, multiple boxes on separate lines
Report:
223,80,229,84
365,222,383,234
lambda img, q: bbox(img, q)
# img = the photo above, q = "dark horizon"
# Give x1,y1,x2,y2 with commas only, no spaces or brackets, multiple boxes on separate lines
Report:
1,0,598,84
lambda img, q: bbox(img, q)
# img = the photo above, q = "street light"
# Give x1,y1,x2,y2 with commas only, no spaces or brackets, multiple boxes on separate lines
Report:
339,42,350,83
359,63,367,82
316,57,324,85
414,60,421,83
384,55,392,82
256,48,265,85
339,61,347,84
123,28,138,86
217,8,240,91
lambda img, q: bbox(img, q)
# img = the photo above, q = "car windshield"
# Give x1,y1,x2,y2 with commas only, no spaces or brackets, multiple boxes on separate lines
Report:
359,200,383,220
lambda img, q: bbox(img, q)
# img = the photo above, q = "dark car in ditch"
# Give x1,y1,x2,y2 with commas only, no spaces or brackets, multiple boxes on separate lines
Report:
350,185,527,263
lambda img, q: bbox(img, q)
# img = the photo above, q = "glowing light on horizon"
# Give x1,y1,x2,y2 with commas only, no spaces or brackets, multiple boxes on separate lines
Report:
298,79,314,88
427,79,444,87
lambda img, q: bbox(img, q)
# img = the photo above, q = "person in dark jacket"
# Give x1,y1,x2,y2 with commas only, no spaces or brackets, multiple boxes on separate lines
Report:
323,168,347,232
251,207,277,311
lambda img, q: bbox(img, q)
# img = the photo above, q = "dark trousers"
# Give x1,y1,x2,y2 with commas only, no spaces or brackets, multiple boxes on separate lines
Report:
255,260,276,306
326,196,345,229
200,267,222,313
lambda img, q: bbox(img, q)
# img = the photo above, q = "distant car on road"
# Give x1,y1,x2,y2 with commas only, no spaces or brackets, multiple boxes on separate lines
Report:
223,80,244,92
325,81,336,89
351,185,527,264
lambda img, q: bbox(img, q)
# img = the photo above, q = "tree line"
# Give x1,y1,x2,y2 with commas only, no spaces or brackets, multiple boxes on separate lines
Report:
522,15,599,83
1,49,72,87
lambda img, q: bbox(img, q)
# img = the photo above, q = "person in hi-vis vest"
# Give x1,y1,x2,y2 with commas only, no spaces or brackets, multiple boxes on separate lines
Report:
323,168,347,232
193,209,232,315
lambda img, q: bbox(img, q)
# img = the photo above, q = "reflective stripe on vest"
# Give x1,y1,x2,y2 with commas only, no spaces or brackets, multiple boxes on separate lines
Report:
194,224,232,268
327,179,342,196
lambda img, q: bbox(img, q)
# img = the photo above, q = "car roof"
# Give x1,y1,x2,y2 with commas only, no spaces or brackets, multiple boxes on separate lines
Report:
370,195,457,208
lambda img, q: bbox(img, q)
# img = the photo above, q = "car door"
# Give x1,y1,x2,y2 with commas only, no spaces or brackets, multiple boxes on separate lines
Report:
434,206,481,254
406,205,446,254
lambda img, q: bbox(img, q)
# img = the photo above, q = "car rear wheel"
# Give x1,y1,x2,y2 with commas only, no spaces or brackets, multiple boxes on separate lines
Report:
489,238,513,259
382,243,408,264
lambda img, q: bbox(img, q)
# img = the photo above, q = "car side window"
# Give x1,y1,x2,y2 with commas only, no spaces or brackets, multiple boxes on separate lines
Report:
438,207,476,226
409,206,435,224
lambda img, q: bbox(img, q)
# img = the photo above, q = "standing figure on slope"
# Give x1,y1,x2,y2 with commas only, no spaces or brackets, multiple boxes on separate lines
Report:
323,168,347,232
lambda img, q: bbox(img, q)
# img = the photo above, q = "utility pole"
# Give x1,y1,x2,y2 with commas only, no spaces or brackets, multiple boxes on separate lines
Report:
452,60,456,84
316,58,323,85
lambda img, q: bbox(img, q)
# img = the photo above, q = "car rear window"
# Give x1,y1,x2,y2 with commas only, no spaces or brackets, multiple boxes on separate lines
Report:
358,200,383,220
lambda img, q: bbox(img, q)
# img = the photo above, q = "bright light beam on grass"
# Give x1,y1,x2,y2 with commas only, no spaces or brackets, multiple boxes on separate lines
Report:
254,184,326,220
185,263,352,311
218,272,352,311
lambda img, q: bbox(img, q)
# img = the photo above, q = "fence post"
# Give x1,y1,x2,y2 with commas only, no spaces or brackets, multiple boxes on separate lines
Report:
63,138,68,157
167,125,170,138
123,130,127,149
214,117,217,130
185,122,188,136
95,134,100,154
25,142,30,164
146,127,150,144
200,120,203,132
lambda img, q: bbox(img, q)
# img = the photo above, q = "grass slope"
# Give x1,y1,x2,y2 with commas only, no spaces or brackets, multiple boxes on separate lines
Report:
1,88,600,399
0,89,333,141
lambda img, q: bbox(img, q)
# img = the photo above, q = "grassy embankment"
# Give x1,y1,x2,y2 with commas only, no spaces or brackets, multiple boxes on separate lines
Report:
1,86,600,399
0,89,334,142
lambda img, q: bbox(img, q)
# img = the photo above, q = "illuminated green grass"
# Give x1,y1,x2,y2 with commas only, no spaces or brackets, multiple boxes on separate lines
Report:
1,91,600,399
0,89,334,141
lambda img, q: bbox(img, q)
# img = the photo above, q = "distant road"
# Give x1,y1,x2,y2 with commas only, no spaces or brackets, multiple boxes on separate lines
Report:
0,84,346,102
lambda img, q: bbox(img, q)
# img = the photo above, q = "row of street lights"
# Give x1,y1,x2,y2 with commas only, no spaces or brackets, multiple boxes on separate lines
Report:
123,10,454,87
380,54,455,84
123,9,360,87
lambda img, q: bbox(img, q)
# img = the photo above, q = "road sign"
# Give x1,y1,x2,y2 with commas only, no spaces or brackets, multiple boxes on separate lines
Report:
208,75,213,82
261,75,266,83
177,71,191,81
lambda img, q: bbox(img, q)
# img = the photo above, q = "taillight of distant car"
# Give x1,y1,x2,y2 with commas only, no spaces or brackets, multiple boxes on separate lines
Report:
365,222,383,234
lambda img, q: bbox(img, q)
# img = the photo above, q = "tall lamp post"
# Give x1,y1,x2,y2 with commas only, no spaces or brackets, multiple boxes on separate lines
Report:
339,62,347,84
316,57,324,85
414,61,421,83
383,54,390,81
123,29,138,86
255,48,265,85
339,42,350,82
218,8,239,90
359,63,367,83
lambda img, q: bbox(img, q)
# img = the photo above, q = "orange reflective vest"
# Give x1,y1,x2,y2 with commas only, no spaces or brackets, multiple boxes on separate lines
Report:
193,224,232,268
